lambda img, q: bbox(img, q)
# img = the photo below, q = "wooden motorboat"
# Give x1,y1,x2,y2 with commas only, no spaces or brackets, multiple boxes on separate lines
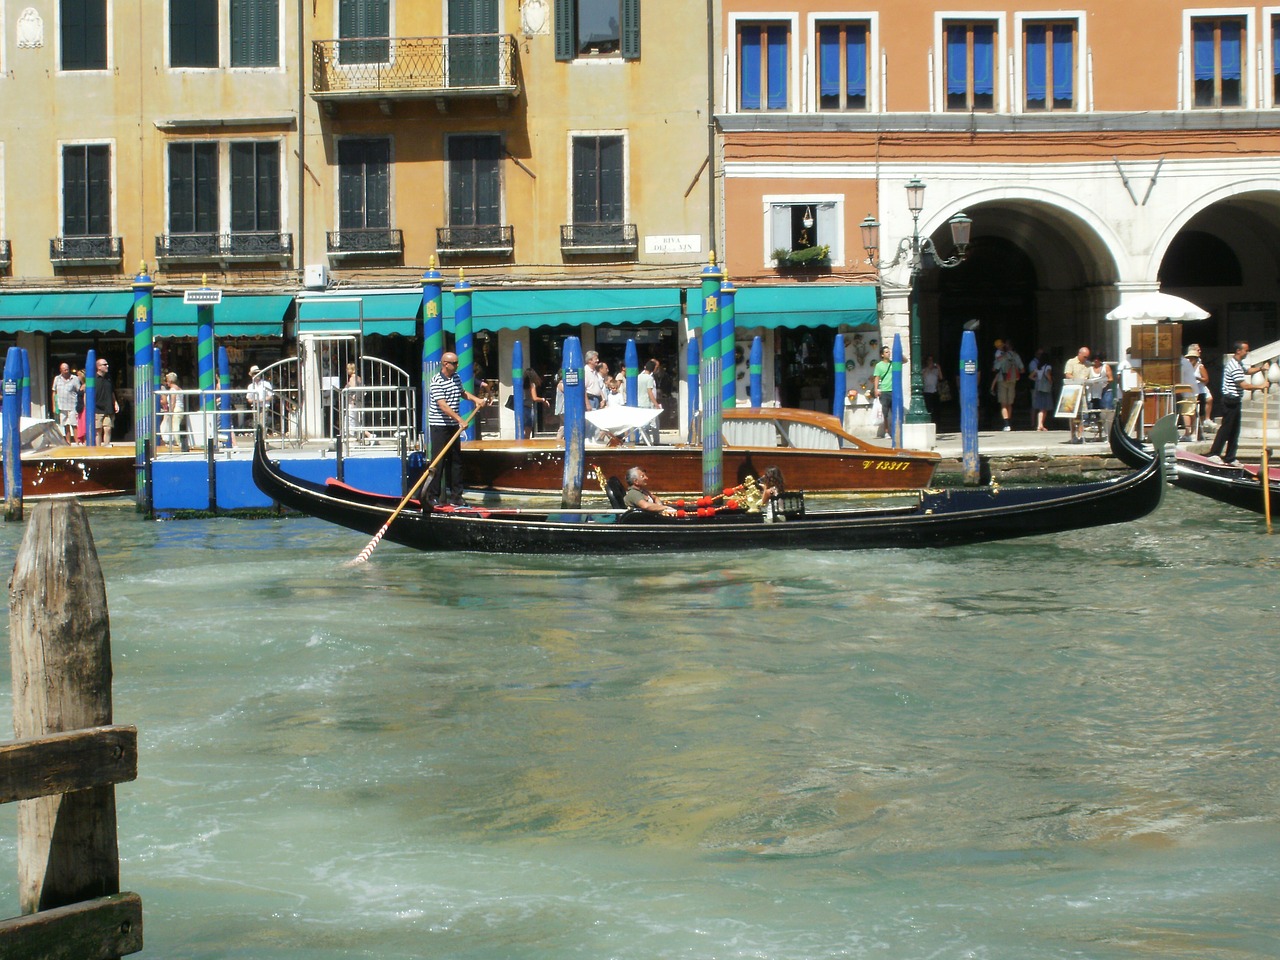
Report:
460,407,940,495
0,418,134,499
253,416,1173,555
1110,418,1279,514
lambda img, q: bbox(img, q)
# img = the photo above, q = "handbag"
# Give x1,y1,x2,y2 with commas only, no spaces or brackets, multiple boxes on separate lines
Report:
937,380,952,403
503,394,515,410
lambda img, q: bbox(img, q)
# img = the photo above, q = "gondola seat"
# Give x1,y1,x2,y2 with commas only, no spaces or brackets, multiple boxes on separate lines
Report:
605,476,628,509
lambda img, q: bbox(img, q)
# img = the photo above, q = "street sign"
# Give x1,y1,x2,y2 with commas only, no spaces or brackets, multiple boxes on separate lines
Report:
184,289,223,305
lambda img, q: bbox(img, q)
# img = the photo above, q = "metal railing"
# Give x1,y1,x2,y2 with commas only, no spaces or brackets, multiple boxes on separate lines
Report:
50,235,122,264
312,33,518,94
0,238,11,268
437,224,514,254
560,222,638,253
326,228,404,257
156,232,293,263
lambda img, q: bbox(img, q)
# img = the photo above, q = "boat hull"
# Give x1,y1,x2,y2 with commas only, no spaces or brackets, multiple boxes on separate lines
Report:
2,446,135,499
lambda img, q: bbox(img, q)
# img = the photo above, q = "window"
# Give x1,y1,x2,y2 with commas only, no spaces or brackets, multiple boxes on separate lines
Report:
768,200,838,263
572,135,624,225
554,0,640,61
168,143,219,235
1024,21,1074,111
945,21,996,111
171,0,218,68
337,139,390,230
739,22,789,111
1273,14,1280,105
61,0,107,71
448,136,502,228
230,142,280,234
63,144,111,237
339,0,389,64
231,0,279,68
1193,16,1244,107
816,22,868,111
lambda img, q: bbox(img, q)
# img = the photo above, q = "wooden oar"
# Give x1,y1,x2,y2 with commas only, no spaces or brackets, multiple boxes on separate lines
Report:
346,408,479,565
1262,385,1272,533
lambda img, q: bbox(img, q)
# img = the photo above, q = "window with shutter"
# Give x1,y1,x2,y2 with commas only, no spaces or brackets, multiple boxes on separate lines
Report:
61,0,107,71
338,139,391,230
448,136,501,227
339,0,390,65
556,1,636,60
171,0,219,68
572,136,624,224
231,0,279,68
168,143,219,235
231,142,280,233
63,144,111,236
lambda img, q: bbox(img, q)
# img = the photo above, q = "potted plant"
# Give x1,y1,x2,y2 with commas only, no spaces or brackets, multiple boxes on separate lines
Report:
772,244,831,269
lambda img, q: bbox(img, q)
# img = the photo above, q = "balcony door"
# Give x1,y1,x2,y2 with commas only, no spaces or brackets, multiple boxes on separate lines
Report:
449,0,499,87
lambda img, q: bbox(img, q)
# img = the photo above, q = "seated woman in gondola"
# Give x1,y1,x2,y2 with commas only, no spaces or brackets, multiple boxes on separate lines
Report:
758,465,786,522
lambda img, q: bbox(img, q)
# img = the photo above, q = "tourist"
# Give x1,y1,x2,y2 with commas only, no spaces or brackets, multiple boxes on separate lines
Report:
426,351,489,506
623,466,676,515
1206,341,1270,467
584,350,606,409
1179,345,1208,440
1117,348,1143,392
921,356,942,420
345,362,373,445
992,339,1025,432
1028,349,1053,432
758,465,786,522
1062,346,1092,443
872,345,892,439
246,365,275,434
1186,343,1213,428
93,356,118,443
161,372,188,451
637,359,661,444
1088,354,1113,412
523,369,549,438
51,362,80,443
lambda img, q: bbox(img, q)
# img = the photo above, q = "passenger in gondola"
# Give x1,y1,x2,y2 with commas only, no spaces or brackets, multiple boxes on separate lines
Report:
623,466,677,516
758,465,786,522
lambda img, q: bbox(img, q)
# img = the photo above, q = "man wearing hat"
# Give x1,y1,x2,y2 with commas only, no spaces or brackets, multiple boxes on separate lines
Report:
1179,345,1209,440
246,364,275,434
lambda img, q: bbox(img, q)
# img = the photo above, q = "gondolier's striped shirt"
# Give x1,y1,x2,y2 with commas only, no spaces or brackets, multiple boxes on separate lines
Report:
428,372,464,426
1221,356,1245,399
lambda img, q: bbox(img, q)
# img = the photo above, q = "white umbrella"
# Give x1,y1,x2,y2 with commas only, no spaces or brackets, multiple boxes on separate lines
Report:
1105,292,1209,322
585,406,661,439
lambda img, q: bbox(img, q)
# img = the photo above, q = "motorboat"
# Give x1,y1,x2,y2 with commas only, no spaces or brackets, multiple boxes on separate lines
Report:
0,417,134,499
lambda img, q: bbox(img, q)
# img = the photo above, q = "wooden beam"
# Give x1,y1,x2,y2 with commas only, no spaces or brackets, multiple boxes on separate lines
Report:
0,726,138,804
0,892,143,960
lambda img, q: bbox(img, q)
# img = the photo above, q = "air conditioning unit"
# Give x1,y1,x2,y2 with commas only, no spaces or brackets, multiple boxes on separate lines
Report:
303,263,329,290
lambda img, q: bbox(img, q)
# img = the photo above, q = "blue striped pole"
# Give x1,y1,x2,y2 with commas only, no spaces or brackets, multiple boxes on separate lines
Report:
625,339,638,406
700,350,722,498
833,334,846,435
561,336,585,507
891,334,904,448
3,347,22,518
719,279,736,410
84,348,98,448
421,261,443,447
133,265,155,508
749,336,762,407
685,338,700,442
453,270,475,440
197,301,214,449
694,255,721,436
512,338,525,440
18,348,30,416
960,330,980,484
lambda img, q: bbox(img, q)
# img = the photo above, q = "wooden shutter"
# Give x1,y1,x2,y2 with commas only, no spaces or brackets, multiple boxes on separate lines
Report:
621,0,641,60
63,147,87,235
571,138,597,222
168,145,193,233
448,137,477,227
194,143,218,234
230,143,255,232
62,0,107,70
474,137,501,226
554,0,574,61
232,0,279,67
598,137,624,223
86,145,111,236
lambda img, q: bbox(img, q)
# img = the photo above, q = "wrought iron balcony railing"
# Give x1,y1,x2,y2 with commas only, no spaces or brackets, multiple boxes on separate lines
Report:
156,232,293,264
436,225,514,256
0,239,10,269
326,228,404,258
312,34,519,101
50,235,123,265
560,222,638,255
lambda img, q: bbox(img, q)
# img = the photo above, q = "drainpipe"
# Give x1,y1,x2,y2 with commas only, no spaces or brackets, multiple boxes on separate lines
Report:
705,0,718,253
297,0,307,271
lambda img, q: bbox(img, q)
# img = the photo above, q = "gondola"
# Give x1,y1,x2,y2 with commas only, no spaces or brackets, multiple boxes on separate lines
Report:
252,415,1174,555
1109,415,1279,514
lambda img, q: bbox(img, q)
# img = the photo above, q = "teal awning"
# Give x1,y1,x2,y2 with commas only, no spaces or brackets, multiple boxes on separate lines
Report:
715,285,879,330
296,293,422,336
0,291,135,334
441,288,682,332
153,295,293,338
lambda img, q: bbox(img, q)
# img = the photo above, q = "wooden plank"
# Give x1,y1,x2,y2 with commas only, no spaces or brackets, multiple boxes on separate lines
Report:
0,892,143,960
0,726,138,804
9,500,120,912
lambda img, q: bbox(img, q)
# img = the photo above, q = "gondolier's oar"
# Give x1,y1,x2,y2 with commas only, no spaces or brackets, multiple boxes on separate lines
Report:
1262,384,1272,533
346,408,479,565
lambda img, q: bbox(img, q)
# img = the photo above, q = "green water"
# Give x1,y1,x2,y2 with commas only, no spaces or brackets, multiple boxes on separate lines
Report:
0,492,1277,959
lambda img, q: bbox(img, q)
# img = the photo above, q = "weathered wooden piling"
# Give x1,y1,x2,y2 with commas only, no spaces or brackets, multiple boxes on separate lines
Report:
0,499,141,960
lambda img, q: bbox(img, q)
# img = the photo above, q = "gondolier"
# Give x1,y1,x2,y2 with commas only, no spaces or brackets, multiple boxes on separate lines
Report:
1206,341,1270,467
427,352,489,506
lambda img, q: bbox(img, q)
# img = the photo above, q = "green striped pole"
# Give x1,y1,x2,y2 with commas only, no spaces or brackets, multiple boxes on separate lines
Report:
132,264,155,511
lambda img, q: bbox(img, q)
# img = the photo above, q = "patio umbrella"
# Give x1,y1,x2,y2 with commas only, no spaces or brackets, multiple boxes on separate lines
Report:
585,406,661,439
1105,292,1209,322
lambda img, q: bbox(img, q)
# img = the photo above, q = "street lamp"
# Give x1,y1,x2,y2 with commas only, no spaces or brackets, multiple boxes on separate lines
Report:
860,179,972,426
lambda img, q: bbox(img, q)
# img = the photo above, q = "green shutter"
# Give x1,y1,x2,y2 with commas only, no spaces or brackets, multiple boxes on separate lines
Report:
63,147,86,235
86,145,111,236
257,143,280,230
554,0,574,61
621,0,640,60
168,144,192,233
230,143,254,232
572,138,597,222
599,137,624,222
448,137,476,227
366,140,390,228
195,144,218,234
61,0,107,70
232,0,279,67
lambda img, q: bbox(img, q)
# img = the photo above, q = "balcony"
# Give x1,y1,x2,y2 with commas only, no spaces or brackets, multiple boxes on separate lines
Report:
50,236,123,267
327,228,404,260
0,239,10,270
436,225,514,258
156,232,293,266
312,34,520,114
560,222,638,256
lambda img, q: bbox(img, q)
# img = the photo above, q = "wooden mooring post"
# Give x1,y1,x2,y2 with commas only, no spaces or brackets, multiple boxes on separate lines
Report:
0,499,142,960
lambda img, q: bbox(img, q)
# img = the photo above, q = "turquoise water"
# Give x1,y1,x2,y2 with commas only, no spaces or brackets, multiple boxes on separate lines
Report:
0,492,1277,959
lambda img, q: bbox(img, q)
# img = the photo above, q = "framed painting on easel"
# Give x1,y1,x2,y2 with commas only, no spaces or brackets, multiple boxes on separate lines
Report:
1055,384,1084,419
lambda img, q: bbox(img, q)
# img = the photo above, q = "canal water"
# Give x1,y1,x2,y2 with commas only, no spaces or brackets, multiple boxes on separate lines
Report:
0,491,1277,960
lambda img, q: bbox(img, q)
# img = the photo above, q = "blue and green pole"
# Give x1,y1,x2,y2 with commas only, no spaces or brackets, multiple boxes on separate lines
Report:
196,294,215,450
3,347,22,520
684,338,699,443
624,338,638,442
561,336,585,508
833,334,846,435
421,260,443,448
18,348,30,416
512,339,525,440
132,264,155,509
749,336,763,407
719,279,737,410
84,349,98,448
453,270,475,440
891,334,904,447
960,330,980,484
694,254,722,435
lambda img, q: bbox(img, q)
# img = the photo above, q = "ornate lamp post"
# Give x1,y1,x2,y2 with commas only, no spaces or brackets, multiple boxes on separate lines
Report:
861,179,972,428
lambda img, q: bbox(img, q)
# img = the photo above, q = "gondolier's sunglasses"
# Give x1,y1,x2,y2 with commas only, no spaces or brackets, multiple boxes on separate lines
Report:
443,360,457,367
